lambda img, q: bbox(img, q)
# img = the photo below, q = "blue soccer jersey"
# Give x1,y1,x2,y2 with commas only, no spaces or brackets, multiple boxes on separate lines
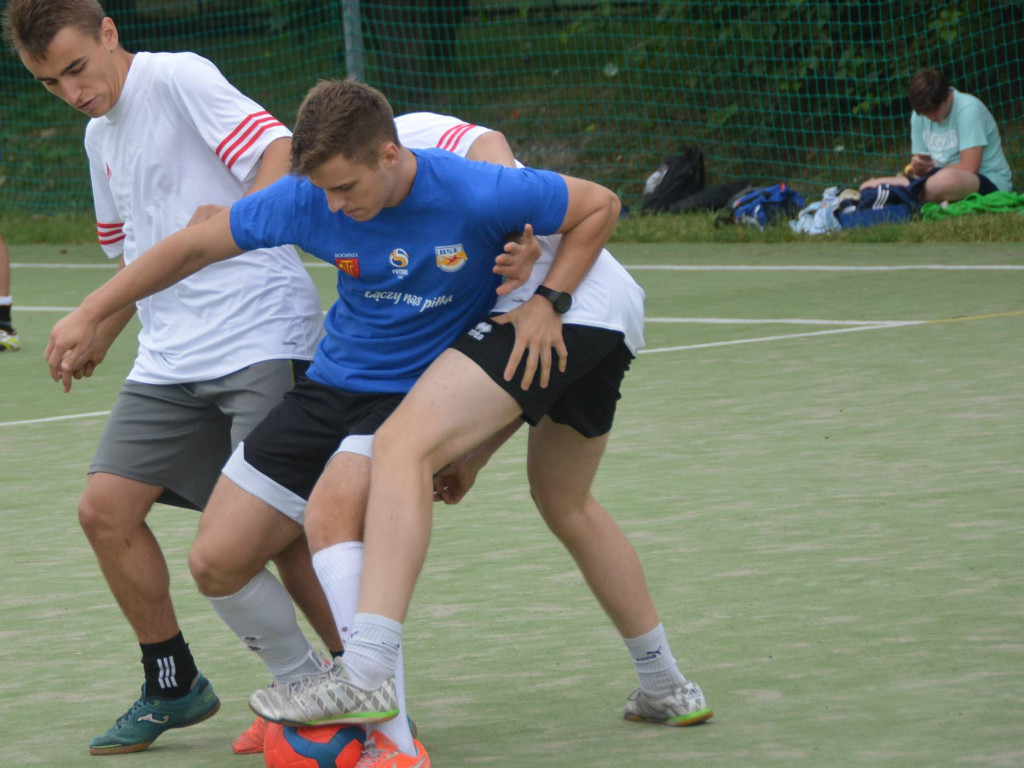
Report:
230,149,569,393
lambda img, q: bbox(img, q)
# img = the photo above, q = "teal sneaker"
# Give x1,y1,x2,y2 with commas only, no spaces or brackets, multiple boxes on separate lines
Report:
89,673,220,755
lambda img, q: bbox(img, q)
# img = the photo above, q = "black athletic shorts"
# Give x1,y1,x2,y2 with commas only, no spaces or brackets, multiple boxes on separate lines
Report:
239,378,404,501
450,319,634,438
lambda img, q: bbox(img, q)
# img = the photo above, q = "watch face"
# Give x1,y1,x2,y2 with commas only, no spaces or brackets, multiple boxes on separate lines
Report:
553,292,572,313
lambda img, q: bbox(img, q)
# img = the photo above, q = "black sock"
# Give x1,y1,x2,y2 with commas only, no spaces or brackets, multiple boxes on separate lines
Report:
140,632,200,699
331,648,344,659
0,303,11,327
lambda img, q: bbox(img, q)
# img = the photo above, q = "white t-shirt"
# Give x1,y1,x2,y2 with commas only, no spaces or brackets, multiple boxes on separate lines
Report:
86,51,323,384
395,112,646,353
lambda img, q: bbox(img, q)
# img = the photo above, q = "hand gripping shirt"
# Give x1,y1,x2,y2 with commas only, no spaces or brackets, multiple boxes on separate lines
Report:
395,112,645,353
230,149,569,394
85,51,323,384
910,89,1012,192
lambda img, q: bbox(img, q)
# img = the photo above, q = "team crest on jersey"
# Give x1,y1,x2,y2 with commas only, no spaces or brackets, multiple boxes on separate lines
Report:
335,253,360,277
389,248,410,279
435,244,467,272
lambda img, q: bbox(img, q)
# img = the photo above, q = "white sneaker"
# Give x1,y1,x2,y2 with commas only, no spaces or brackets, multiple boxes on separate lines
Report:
249,658,399,726
624,681,713,726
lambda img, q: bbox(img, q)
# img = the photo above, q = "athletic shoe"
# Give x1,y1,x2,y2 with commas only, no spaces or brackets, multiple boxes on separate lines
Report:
354,731,431,768
0,327,19,351
89,673,221,755
231,715,270,755
249,658,399,726
623,681,713,726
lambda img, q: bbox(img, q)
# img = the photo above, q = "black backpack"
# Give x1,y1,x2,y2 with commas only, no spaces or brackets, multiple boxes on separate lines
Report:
641,148,706,213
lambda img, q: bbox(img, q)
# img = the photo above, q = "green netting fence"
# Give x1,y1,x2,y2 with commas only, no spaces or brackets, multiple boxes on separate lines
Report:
2,0,1021,215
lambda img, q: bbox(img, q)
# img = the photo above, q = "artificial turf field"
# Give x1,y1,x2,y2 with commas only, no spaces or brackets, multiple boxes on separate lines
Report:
2,241,1022,767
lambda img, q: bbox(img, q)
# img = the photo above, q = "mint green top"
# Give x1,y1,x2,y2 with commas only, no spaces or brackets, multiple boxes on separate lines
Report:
910,89,1013,192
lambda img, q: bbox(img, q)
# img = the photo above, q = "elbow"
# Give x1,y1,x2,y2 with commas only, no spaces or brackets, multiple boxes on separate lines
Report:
606,189,622,228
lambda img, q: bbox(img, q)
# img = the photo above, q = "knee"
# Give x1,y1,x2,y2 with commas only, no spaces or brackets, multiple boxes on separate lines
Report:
188,537,242,597
77,491,121,543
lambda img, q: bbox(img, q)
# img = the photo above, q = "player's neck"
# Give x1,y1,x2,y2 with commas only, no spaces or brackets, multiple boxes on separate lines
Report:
387,147,418,207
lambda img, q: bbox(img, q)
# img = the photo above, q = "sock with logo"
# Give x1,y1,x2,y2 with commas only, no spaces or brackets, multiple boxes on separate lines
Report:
205,567,321,684
313,545,416,755
623,623,687,697
343,613,402,690
140,631,199,699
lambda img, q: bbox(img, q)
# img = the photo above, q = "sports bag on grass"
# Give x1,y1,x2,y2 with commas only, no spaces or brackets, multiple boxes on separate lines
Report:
716,183,805,229
641,148,707,213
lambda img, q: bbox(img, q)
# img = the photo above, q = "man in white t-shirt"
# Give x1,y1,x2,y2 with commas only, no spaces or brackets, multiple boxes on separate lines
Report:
4,0,339,756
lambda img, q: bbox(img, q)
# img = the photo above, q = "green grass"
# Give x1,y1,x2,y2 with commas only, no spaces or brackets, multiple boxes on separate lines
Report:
2,243,1023,766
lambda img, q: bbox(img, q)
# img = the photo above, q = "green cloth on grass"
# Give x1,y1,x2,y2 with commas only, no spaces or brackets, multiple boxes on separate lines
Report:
921,190,1024,220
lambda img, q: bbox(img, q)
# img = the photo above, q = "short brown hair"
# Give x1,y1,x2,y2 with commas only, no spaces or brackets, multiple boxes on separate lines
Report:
3,0,106,59
291,79,399,175
908,68,950,115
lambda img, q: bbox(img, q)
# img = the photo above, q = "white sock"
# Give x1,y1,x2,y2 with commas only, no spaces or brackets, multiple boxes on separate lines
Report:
344,613,402,689
312,541,364,640
312,547,415,755
206,568,321,683
623,623,687,697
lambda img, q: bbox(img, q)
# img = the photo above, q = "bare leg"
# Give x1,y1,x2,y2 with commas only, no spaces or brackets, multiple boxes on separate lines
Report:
526,418,658,637
190,477,324,682
921,167,981,203
78,472,177,643
360,349,521,621
860,175,910,190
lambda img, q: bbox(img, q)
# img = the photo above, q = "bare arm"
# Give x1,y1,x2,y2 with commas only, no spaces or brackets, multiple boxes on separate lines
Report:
494,174,620,389
465,131,516,167
46,210,243,385
433,420,524,504
248,137,293,194
946,145,983,174
61,259,139,391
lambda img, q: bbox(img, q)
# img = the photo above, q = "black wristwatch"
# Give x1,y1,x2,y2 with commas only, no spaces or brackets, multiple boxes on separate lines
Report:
534,284,572,314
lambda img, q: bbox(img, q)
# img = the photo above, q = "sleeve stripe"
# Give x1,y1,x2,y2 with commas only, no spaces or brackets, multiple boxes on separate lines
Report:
98,233,126,245
97,221,124,232
218,112,285,170
223,121,277,170
437,123,477,152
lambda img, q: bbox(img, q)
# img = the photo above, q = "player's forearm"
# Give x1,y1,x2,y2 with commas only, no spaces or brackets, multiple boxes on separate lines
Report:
545,176,620,292
93,303,137,350
79,211,242,324
248,137,292,195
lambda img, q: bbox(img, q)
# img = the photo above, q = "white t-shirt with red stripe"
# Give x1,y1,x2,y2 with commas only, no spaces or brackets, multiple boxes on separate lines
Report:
395,112,645,353
85,51,322,384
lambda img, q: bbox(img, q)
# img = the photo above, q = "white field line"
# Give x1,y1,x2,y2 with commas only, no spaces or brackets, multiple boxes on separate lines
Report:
646,317,901,326
13,262,1024,272
0,318,928,429
625,264,1024,272
638,321,926,355
0,410,112,428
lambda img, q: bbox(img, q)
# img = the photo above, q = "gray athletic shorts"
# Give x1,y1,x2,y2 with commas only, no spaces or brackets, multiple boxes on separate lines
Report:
89,359,308,511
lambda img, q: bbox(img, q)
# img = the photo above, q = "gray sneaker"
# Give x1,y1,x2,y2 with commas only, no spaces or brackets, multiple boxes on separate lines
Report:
248,658,399,727
624,681,713,726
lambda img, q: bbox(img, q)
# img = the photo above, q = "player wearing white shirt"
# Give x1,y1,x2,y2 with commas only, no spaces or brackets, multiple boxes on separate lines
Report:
396,112,645,354
5,0,337,756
